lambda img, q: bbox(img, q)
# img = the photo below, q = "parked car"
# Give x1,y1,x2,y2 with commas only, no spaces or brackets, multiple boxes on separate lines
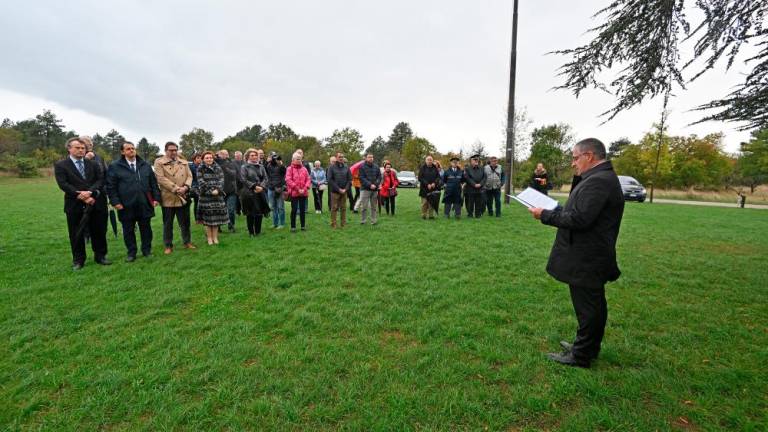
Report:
618,175,646,202
397,170,418,188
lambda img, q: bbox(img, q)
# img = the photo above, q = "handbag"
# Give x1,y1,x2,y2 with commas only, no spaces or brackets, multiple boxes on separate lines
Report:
387,172,398,197
319,184,327,191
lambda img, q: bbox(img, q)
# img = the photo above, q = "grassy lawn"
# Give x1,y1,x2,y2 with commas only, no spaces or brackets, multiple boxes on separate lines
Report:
1,177,766,431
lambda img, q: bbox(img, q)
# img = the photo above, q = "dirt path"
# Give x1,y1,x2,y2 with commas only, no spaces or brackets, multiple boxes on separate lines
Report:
549,193,768,210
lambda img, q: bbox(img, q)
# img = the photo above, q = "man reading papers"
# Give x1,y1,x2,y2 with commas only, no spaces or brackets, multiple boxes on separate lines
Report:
528,138,625,368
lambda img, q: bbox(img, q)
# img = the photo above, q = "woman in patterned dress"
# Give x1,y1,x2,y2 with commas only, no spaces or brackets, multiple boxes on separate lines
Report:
197,151,229,244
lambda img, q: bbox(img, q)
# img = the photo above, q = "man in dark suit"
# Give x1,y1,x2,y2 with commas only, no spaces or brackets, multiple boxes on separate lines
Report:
529,138,625,368
54,137,111,270
106,141,161,262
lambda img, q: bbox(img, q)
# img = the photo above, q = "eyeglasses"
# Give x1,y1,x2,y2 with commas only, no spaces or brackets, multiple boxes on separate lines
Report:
572,152,592,162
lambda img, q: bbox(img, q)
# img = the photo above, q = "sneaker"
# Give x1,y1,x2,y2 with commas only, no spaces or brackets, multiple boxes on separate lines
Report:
300,227,306,231
290,228,297,233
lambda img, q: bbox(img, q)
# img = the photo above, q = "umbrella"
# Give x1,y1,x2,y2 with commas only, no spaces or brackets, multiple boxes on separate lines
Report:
74,204,95,245
109,209,118,237
349,160,364,175
427,190,441,212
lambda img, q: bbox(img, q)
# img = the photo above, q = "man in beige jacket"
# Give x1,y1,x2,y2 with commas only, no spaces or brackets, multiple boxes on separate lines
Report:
154,141,195,254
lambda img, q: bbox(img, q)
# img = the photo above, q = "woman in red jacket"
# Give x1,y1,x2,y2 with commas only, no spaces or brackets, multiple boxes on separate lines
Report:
379,161,400,216
285,152,312,232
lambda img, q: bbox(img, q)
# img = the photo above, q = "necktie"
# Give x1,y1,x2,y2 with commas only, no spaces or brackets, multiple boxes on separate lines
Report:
75,159,85,178
130,163,136,172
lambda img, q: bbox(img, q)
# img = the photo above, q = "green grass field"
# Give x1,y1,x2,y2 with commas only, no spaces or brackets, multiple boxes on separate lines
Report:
1,177,766,431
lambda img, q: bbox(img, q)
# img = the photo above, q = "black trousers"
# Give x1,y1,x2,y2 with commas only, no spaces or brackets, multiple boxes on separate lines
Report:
311,187,324,212
382,196,396,215
290,196,307,228
191,195,201,222
465,193,485,217
246,215,263,235
569,284,608,361
121,217,153,257
162,205,191,247
66,206,108,264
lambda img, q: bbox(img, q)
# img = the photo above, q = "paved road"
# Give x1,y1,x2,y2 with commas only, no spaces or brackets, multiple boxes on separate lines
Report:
549,193,768,210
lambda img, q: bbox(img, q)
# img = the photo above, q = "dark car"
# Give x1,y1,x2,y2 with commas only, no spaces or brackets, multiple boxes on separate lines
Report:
618,175,646,202
397,170,418,188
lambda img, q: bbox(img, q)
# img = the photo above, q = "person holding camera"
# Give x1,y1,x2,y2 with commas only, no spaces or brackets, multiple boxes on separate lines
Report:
266,152,287,229
197,151,229,245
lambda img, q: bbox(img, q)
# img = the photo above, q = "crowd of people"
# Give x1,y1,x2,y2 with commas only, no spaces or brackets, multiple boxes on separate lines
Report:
54,136,556,268
54,134,624,371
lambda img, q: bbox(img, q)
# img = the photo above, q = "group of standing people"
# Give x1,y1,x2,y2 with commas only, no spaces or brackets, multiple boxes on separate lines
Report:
55,136,549,267
54,134,625,372
417,154,507,220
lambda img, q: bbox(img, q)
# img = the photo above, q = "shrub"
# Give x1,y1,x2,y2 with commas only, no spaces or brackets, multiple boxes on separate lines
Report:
15,157,40,178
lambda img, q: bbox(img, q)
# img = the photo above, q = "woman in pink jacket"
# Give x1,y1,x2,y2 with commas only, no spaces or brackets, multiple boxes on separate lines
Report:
285,152,312,232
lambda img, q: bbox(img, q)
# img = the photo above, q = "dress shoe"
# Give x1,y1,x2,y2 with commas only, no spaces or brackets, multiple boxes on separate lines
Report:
125,255,136,263
558,341,599,359
95,258,112,265
164,247,173,255
72,263,84,271
546,352,590,368
183,243,197,249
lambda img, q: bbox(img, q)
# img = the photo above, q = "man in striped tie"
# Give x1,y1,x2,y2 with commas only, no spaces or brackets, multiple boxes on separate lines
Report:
54,137,110,270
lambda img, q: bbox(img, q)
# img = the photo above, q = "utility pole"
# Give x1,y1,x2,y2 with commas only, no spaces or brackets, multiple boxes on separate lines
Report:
503,0,519,203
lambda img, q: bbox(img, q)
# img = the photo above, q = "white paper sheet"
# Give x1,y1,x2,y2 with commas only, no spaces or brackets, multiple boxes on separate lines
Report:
509,187,559,210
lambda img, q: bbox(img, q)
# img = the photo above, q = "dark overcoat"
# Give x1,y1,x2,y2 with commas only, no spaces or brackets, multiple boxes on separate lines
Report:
106,157,161,221
417,164,441,198
239,162,271,216
540,161,625,287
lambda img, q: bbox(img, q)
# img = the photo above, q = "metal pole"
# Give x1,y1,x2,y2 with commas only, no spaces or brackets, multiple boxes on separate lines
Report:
503,0,519,203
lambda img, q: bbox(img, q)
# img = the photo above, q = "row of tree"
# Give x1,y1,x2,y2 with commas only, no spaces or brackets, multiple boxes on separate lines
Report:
1,110,766,192
0,111,455,174
511,123,768,193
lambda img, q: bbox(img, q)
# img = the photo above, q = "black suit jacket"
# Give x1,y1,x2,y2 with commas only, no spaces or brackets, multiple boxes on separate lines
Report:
54,157,108,213
540,161,625,287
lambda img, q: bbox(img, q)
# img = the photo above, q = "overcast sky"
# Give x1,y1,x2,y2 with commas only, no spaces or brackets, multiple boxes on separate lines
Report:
0,0,756,155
